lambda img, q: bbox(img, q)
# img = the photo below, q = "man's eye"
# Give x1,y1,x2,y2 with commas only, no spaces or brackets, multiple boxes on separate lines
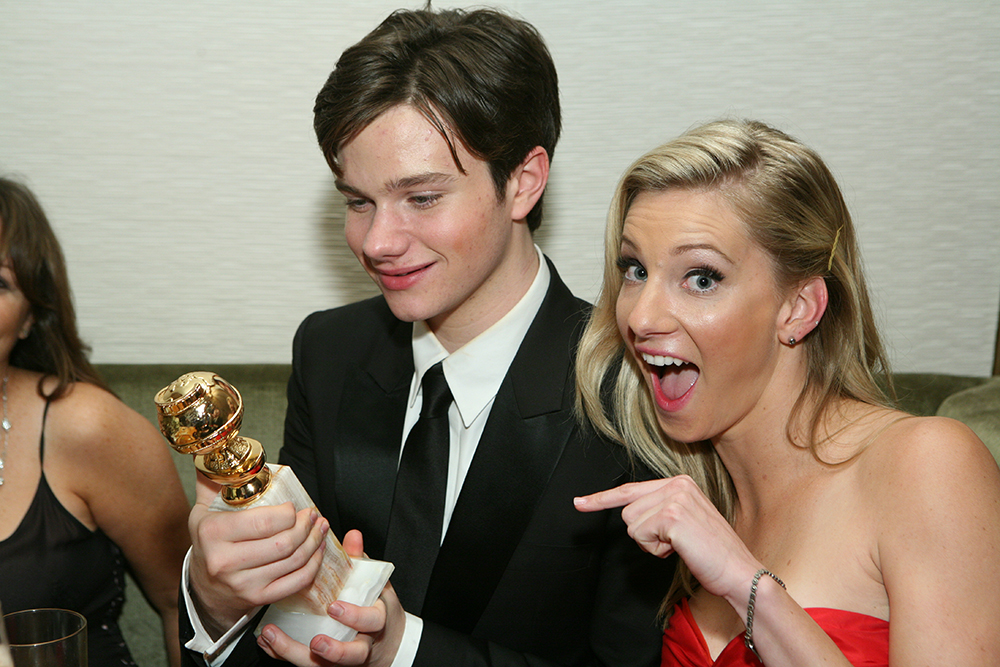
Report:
410,194,441,208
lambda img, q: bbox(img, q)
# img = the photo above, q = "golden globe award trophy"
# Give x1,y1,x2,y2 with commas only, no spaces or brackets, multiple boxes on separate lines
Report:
155,371,393,645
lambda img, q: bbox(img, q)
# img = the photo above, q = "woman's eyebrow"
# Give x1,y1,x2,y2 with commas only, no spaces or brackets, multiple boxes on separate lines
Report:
673,242,734,265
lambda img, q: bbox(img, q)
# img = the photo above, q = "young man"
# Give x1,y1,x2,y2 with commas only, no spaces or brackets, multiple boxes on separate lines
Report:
181,7,669,667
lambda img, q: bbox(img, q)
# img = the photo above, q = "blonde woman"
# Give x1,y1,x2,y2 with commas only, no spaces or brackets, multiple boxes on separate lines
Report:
573,120,1000,666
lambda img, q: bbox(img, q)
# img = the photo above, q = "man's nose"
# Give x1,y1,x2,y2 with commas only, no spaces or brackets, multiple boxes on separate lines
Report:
362,206,408,260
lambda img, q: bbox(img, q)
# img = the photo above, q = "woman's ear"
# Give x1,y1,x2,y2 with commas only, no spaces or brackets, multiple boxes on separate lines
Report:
509,146,550,222
778,276,828,346
18,313,34,339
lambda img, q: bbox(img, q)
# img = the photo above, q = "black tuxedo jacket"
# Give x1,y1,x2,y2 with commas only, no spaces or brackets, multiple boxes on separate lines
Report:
182,263,669,666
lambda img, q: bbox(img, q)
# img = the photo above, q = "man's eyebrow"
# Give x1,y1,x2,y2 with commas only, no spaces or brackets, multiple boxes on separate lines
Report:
334,179,362,197
335,172,457,197
389,172,456,190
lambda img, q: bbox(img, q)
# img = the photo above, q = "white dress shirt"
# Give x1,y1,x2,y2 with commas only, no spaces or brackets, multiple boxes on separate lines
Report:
184,248,550,666
393,248,549,666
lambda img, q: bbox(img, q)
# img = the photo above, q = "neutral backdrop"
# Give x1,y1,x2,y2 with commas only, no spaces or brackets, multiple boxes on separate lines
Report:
2,0,998,375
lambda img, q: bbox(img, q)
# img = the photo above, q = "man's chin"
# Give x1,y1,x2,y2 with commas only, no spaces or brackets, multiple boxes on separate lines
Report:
382,294,436,324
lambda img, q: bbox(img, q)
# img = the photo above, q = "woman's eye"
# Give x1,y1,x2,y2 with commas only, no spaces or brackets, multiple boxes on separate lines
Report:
627,265,647,282
685,268,724,293
616,257,647,282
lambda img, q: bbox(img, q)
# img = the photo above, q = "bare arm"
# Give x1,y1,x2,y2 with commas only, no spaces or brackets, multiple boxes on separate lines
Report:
46,383,191,667
873,417,1000,665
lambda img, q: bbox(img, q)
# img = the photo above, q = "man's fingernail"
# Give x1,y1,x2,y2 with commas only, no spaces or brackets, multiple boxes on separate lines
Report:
259,627,275,646
328,602,345,618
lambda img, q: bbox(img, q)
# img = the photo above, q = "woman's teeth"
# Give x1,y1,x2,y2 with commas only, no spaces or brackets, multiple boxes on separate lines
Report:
641,353,685,367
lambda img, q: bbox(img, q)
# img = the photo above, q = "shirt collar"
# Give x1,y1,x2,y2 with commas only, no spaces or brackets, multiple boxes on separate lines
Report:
410,246,551,427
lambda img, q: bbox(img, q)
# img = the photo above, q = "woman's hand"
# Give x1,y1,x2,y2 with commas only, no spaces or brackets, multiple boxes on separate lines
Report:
575,475,759,604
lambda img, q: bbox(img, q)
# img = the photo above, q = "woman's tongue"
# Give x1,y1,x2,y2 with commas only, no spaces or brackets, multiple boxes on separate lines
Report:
659,364,699,401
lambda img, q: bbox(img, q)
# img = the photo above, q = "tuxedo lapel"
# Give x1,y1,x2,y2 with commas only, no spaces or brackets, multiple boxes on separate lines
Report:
421,263,588,632
332,314,413,560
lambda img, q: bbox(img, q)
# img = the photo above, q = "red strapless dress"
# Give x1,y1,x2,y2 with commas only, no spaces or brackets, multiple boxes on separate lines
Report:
662,598,889,666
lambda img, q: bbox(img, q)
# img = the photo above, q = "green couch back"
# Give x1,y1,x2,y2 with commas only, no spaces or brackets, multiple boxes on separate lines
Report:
98,366,997,666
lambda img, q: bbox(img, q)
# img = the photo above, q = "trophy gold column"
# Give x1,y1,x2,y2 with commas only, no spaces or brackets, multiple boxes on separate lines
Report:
155,371,392,644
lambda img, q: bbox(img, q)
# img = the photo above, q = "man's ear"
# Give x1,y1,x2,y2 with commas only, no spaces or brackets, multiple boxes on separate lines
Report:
778,276,828,346
509,146,549,222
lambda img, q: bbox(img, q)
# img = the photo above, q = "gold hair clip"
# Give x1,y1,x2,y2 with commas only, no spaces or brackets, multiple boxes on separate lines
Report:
827,226,843,272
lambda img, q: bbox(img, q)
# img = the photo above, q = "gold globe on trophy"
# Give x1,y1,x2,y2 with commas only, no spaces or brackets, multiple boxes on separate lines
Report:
155,372,272,505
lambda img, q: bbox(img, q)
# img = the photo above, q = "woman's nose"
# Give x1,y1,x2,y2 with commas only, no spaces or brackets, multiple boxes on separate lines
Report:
623,281,678,339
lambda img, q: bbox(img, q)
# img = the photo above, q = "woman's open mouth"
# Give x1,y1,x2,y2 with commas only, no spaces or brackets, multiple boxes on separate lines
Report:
640,352,699,409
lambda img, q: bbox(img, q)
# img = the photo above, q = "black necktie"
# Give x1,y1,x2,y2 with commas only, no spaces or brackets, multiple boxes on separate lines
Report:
383,361,452,614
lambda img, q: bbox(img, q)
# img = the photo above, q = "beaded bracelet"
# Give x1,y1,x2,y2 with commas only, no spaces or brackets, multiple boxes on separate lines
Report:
744,568,786,661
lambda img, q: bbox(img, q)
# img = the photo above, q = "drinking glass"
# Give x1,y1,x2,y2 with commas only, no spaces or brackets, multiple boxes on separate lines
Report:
0,602,12,667
2,608,87,667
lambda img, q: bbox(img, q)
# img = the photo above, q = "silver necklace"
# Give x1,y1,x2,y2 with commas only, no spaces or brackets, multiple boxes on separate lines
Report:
0,374,9,486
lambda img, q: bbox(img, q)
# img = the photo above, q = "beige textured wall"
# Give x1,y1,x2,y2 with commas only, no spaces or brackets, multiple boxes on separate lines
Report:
2,1,998,375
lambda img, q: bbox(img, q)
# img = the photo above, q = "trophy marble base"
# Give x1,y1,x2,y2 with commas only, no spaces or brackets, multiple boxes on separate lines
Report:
255,557,394,645
209,463,394,645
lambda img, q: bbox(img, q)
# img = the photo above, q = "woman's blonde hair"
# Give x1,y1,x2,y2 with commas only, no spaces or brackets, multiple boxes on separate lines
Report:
575,119,893,616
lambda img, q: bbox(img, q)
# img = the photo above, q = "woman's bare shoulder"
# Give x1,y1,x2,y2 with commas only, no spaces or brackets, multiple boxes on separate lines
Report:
44,380,167,462
861,411,993,474
856,410,1000,525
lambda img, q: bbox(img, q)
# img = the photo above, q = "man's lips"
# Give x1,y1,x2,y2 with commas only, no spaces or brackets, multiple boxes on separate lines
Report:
640,351,699,408
372,261,434,290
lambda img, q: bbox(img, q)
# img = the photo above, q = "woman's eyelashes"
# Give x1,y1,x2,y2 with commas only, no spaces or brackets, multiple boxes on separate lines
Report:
684,266,725,293
616,256,647,282
617,256,724,294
